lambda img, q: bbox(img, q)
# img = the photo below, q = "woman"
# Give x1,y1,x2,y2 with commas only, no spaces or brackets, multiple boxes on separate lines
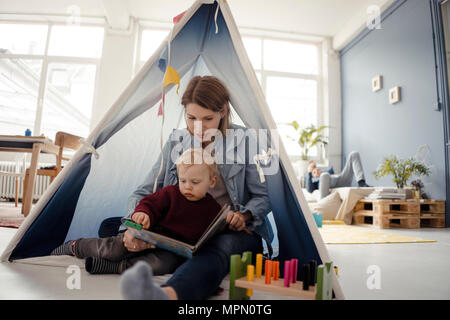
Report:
117,75,274,300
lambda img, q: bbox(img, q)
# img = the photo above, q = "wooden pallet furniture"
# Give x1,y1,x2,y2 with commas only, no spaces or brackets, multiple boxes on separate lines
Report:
352,199,420,229
353,198,446,229
419,200,446,228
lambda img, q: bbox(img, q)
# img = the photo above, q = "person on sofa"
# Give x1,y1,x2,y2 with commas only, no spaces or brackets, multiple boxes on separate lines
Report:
306,151,370,199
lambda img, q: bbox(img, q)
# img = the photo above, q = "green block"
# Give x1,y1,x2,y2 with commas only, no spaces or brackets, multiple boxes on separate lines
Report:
229,251,252,300
315,262,333,300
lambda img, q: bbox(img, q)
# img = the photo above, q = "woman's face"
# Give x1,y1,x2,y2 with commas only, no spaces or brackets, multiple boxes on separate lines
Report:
185,103,223,142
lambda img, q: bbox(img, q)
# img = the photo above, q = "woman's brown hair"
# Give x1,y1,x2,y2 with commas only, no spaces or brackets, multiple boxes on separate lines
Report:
181,76,232,136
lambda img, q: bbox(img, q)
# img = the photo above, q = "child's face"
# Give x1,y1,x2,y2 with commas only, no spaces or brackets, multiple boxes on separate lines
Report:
178,163,217,201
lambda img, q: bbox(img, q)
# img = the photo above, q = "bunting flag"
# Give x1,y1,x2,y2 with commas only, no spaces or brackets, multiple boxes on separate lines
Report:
163,65,180,94
158,58,167,73
157,93,165,116
173,11,186,23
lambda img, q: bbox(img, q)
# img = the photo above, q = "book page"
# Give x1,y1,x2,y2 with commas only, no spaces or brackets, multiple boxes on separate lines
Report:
194,204,230,250
127,226,195,250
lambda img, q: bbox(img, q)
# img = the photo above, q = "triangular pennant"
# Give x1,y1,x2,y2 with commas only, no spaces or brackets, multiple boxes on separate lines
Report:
173,11,187,23
163,65,180,94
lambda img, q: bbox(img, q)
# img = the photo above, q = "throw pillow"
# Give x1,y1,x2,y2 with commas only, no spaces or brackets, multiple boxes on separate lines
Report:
310,191,342,220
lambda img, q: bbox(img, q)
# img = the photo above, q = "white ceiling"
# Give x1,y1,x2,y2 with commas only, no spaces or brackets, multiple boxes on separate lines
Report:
0,0,394,50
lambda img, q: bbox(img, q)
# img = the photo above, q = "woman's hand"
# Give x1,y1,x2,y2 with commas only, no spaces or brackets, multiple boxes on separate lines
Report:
226,210,252,235
123,229,155,252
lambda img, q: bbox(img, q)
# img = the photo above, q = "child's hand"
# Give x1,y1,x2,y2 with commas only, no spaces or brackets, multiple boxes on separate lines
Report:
132,212,150,229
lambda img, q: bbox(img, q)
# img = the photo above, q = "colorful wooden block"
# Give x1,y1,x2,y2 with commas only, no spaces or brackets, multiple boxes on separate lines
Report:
302,264,310,290
290,259,298,283
316,262,333,300
284,260,291,287
264,260,272,284
231,255,331,300
246,265,254,297
229,251,252,300
273,261,279,281
309,260,317,285
256,253,263,278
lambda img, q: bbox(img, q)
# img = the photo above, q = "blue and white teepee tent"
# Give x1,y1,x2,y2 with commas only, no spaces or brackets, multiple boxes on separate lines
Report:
1,0,344,299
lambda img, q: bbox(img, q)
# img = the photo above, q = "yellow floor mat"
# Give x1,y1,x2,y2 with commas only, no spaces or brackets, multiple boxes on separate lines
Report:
319,222,436,244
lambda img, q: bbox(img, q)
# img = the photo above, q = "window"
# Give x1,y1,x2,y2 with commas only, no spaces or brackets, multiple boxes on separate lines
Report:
0,23,48,55
0,22,104,138
41,63,97,138
242,36,321,159
48,25,104,58
136,27,321,159
140,29,170,63
0,58,42,134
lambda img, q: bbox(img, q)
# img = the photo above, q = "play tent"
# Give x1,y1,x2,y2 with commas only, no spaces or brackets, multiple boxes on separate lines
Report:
1,0,344,299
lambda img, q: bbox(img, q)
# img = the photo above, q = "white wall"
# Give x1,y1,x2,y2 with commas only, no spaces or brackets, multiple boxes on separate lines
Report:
90,23,137,130
322,38,342,172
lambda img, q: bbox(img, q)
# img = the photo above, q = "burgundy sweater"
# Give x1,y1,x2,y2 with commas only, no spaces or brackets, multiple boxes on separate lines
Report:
133,185,222,245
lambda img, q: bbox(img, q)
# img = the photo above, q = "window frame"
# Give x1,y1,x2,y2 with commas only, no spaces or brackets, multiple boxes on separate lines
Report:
0,19,105,137
242,34,324,162
135,21,172,74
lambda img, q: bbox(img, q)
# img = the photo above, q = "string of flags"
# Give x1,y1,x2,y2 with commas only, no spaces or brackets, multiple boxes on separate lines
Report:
157,11,186,116
157,3,220,116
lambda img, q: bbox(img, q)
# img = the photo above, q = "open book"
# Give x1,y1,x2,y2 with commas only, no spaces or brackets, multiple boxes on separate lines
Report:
121,204,230,259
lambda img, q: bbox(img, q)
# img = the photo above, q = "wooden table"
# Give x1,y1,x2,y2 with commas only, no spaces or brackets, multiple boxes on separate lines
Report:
0,135,59,216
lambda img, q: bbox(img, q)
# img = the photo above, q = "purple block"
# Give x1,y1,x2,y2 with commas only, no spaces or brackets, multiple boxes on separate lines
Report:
291,259,298,283
284,261,291,287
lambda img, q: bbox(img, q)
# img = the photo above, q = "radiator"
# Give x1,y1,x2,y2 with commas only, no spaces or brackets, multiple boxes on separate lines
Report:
0,161,52,201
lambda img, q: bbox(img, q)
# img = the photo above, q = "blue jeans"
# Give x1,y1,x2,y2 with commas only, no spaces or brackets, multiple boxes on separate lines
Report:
165,229,263,300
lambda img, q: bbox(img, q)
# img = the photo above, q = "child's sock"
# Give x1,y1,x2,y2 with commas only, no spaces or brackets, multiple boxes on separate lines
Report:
120,261,169,300
50,240,76,256
358,179,371,187
85,257,123,274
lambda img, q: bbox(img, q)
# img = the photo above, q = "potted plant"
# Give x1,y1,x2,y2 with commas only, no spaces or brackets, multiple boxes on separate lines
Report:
411,179,424,199
287,121,328,178
373,155,431,189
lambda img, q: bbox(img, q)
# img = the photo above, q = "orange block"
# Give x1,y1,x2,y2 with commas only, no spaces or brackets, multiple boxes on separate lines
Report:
246,265,254,297
256,254,263,278
265,260,272,284
273,261,279,281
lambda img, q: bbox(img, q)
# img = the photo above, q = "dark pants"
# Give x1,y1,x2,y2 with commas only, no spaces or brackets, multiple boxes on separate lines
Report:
74,233,185,275
98,218,263,299
98,217,123,238
165,229,263,299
